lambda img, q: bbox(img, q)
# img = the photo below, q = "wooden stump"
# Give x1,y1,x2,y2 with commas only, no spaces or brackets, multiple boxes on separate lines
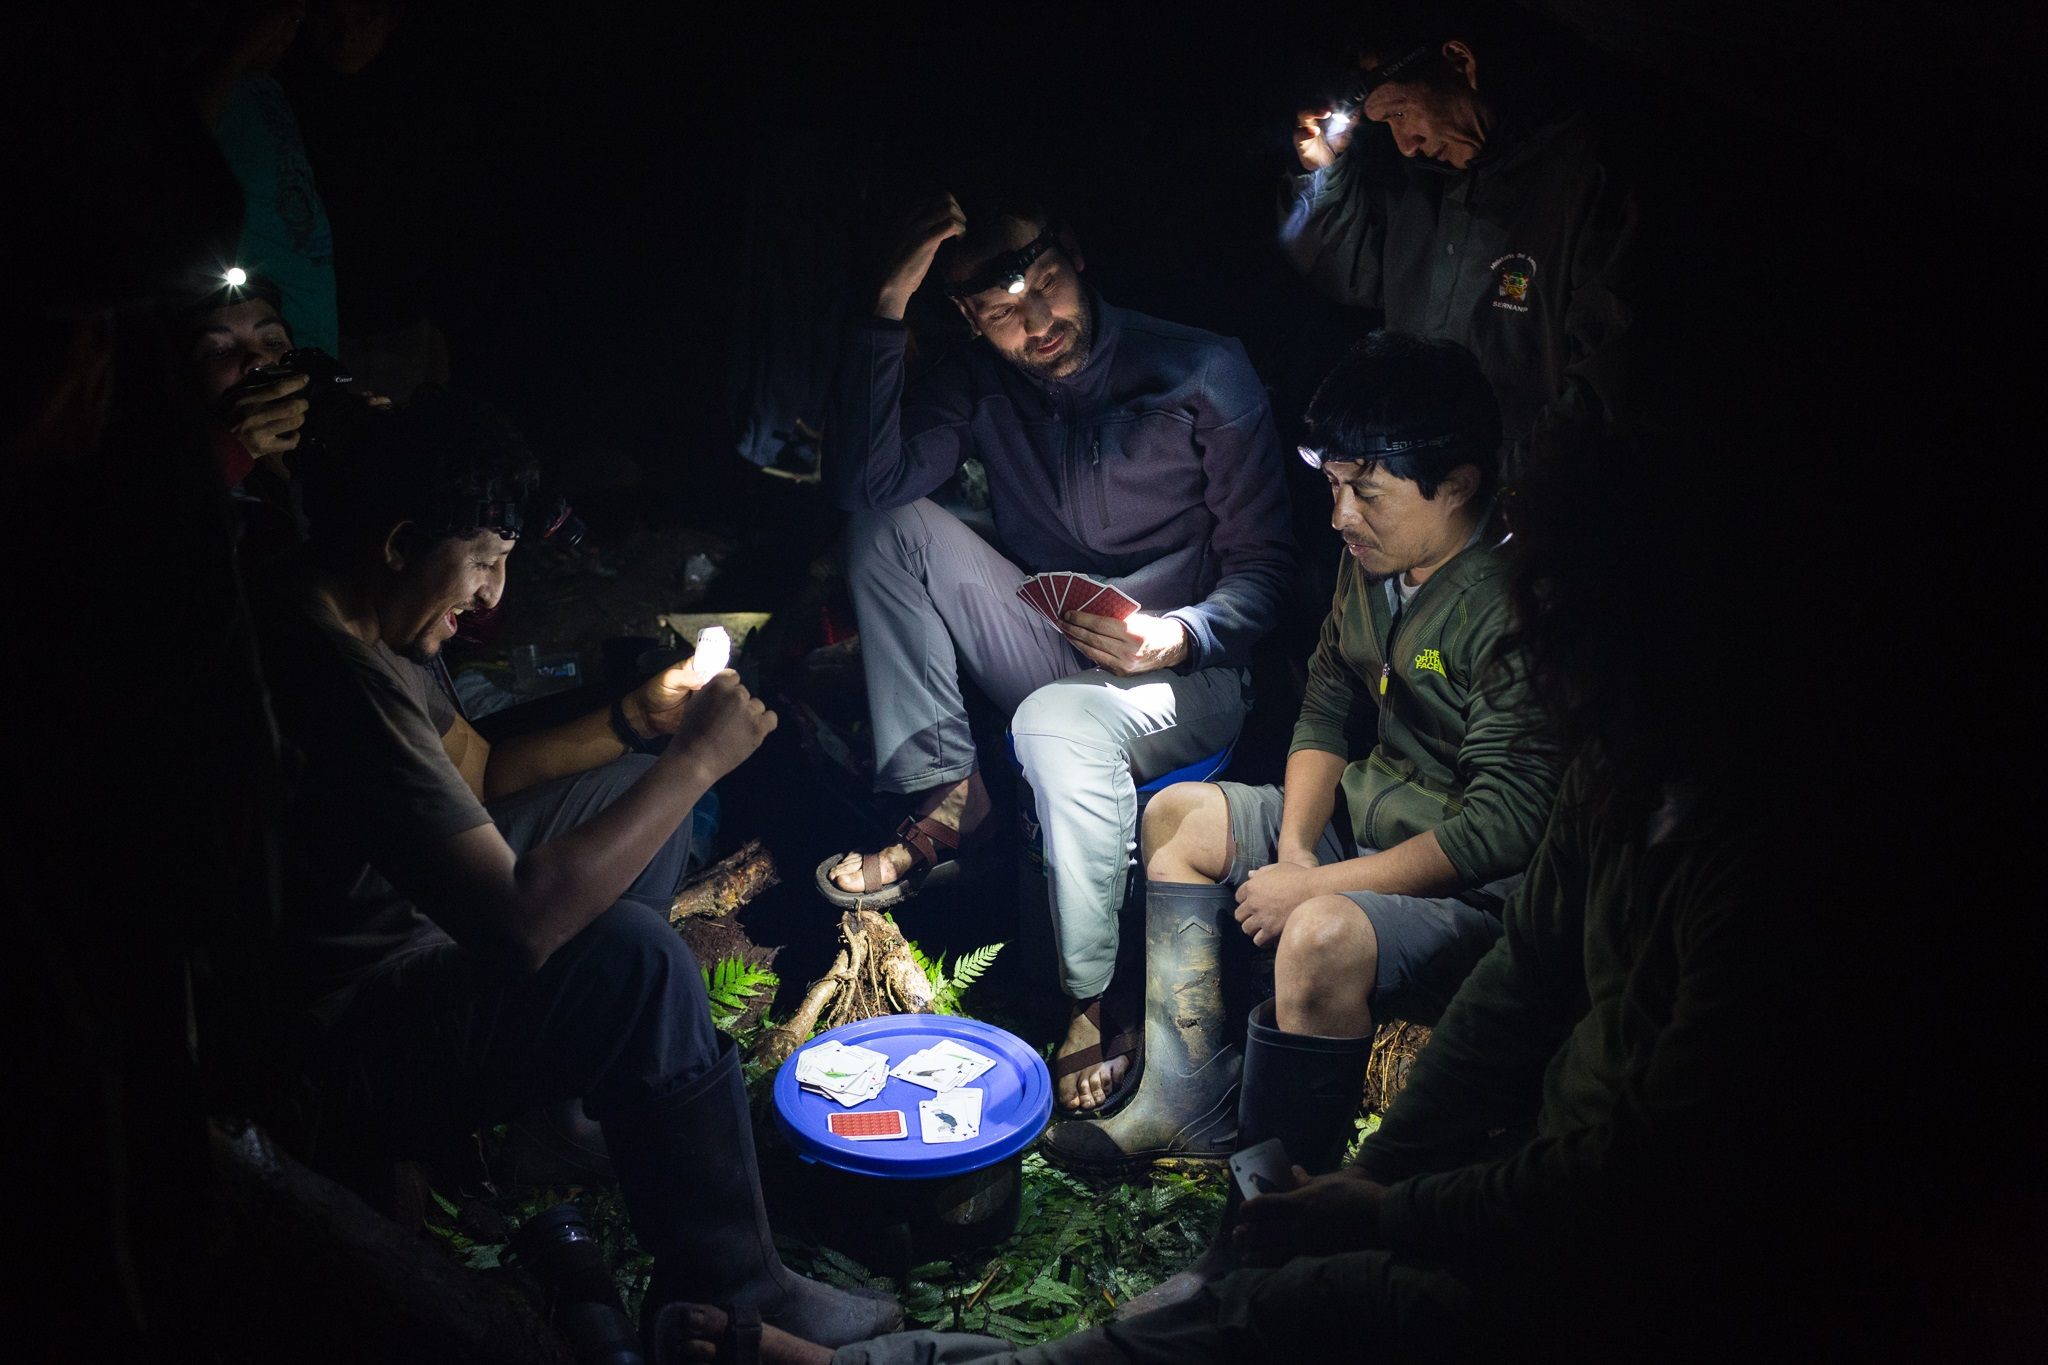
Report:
1363,1021,1434,1116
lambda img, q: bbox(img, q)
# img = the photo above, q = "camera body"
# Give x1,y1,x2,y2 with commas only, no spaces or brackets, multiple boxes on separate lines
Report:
227,346,368,458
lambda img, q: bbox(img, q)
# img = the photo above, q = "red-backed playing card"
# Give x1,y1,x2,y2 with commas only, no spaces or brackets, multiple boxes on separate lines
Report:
1068,576,1141,621
827,1109,908,1141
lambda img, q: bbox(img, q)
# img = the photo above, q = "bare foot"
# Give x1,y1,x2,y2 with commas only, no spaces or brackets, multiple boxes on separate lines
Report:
1055,998,1136,1112
660,1303,833,1365
829,772,991,893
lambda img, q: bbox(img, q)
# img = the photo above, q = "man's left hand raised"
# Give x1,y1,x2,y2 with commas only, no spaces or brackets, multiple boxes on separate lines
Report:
1060,609,1188,677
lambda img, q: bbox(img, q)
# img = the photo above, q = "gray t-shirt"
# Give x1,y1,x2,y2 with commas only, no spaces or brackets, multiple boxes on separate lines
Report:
256,580,492,1023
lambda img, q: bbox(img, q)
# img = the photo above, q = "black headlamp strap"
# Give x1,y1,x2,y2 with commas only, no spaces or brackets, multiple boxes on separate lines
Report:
1357,42,1440,98
945,231,1056,299
1298,430,1478,469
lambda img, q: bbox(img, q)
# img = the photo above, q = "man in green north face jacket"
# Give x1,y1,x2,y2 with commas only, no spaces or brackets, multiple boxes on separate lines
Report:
1042,333,1561,1179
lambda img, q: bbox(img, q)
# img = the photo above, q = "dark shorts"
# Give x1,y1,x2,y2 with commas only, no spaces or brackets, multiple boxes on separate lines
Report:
1215,781,1519,1025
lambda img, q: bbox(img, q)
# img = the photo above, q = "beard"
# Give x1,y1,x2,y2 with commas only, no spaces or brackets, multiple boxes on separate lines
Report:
399,636,441,665
1004,295,1095,381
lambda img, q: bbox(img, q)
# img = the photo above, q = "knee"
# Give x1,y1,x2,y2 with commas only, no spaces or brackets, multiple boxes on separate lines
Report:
1142,781,1225,866
574,902,706,1010
1011,678,1110,747
843,501,925,581
1276,897,1376,984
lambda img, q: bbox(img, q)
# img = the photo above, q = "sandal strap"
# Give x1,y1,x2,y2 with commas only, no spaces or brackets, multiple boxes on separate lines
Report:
893,813,963,870
859,851,885,894
1053,994,1140,1079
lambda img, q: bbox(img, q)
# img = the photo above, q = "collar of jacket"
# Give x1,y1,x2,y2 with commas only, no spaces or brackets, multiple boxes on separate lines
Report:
1038,284,1124,400
1375,499,1513,608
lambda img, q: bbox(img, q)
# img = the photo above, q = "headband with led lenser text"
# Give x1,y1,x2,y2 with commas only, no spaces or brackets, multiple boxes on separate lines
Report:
945,230,1056,299
1298,430,1472,470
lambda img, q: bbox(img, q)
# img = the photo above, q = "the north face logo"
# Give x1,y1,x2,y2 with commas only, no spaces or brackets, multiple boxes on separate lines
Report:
1413,648,1446,677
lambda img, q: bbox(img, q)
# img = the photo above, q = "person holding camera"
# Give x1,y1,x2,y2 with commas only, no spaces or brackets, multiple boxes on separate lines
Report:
249,391,899,1350
817,191,1293,1115
1280,4,1636,478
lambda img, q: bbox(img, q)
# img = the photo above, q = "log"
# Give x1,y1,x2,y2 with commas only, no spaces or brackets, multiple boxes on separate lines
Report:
749,910,934,1066
208,1117,574,1364
670,838,779,922
1363,1021,1433,1116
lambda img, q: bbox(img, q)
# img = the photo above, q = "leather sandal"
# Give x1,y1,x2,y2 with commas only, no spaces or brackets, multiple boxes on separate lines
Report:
814,812,967,910
1052,991,1143,1115
648,1301,762,1365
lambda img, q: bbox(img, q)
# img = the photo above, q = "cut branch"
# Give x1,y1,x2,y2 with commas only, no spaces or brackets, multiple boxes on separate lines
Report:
670,838,779,923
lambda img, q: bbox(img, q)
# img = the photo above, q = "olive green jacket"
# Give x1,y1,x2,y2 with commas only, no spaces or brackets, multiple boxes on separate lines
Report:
1289,521,1559,886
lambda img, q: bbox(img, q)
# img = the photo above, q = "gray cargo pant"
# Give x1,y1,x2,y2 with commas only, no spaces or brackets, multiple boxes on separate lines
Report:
847,499,1250,998
830,1252,1492,1363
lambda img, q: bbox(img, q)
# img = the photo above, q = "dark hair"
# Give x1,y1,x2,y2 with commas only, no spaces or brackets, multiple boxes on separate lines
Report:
297,387,539,558
934,188,1055,288
1301,331,1502,499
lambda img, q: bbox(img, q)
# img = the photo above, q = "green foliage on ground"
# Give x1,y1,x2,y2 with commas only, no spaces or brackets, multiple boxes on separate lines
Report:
780,1153,1226,1344
431,938,1224,1345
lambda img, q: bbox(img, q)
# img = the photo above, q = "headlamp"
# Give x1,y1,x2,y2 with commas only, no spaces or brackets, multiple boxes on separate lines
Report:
1298,430,1467,470
222,265,248,288
945,230,1055,299
432,492,584,546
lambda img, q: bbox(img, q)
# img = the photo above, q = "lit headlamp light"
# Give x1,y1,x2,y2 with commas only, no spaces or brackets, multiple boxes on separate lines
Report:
222,265,248,288
945,230,1055,299
1298,430,1468,470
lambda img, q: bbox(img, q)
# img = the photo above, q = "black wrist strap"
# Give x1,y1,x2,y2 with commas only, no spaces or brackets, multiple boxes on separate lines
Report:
609,695,666,755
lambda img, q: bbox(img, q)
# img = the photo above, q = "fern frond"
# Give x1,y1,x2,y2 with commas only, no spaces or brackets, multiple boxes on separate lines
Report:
948,941,1004,989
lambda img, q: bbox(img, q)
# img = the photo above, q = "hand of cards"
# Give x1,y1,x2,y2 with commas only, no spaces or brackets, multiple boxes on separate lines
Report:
794,1037,999,1145
1016,572,1140,628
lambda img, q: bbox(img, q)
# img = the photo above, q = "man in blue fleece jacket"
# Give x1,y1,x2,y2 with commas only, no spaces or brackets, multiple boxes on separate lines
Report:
819,193,1293,1108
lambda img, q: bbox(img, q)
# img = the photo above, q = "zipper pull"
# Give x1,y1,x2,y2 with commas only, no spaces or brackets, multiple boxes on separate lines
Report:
1379,662,1391,697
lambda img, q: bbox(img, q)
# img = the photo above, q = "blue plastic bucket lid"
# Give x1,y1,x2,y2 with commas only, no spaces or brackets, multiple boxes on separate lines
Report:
771,1014,1052,1180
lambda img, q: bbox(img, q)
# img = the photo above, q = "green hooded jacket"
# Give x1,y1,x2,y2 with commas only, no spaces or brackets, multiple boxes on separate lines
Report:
1289,520,1559,886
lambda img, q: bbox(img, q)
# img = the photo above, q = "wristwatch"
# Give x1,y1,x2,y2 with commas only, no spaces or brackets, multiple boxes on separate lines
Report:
609,695,667,755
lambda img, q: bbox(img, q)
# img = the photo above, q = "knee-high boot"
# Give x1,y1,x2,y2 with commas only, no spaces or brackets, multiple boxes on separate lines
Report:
603,1036,901,1349
1040,881,1242,1175
1115,998,1375,1318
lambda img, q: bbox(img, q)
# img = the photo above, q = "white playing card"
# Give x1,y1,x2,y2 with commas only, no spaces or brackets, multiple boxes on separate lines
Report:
917,1088,982,1143
924,1040,997,1087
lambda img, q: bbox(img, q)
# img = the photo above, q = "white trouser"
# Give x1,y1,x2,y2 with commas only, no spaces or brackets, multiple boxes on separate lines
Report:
847,499,1250,997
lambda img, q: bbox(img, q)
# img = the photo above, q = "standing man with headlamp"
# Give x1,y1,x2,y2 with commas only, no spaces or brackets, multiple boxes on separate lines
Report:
1281,7,1637,476
818,193,1293,1115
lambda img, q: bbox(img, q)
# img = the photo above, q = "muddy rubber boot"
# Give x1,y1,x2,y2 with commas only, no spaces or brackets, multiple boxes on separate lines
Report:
604,1037,902,1350
1116,997,1375,1319
1041,881,1242,1176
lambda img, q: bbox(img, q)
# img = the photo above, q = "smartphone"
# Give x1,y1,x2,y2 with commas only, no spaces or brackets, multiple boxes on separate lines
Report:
1229,1138,1296,1202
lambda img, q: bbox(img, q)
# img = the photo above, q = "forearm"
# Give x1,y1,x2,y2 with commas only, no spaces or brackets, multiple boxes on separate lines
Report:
483,707,627,801
821,322,962,512
507,747,715,968
1312,829,1463,900
1277,748,1347,858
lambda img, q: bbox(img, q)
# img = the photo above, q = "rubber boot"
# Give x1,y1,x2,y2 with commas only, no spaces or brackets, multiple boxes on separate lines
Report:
1116,998,1375,1319
1041,881,1242,1175
510,1203,645,1365
604,1036,902,1350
